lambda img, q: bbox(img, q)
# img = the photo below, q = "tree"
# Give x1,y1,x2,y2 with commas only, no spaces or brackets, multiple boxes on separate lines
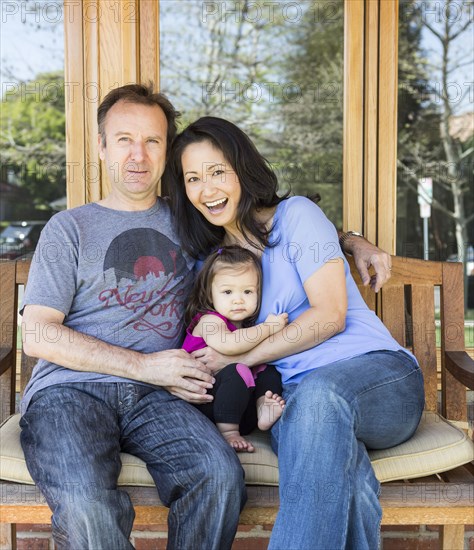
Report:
159,0,321,179
0,72,66,208
397,0,473,267
397,0,442,256
272,0,344,226
160,0,288,127
423,0,474,265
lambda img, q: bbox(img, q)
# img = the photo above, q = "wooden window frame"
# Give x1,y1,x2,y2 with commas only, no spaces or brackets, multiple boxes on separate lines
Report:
343,0,399,253
64,0,160,206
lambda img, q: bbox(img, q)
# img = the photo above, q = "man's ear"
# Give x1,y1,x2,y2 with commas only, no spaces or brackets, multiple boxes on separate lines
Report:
98,134,105,160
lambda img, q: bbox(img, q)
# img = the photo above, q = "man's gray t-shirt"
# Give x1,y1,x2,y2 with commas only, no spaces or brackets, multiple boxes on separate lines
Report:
21,199,195,414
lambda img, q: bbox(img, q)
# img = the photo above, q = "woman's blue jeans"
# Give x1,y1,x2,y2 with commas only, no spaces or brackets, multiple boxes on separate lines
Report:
269,350,425,550
20,382,246,550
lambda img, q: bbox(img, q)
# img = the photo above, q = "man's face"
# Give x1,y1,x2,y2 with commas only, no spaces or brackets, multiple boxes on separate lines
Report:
98,100,168,203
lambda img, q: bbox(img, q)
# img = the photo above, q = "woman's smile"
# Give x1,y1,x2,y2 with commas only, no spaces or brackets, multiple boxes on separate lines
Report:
205,197,228,214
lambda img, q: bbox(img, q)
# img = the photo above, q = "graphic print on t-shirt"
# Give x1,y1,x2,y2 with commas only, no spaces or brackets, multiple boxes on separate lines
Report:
98,228,189,340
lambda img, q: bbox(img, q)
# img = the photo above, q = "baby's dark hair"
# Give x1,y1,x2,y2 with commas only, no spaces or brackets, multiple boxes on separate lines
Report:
185,246,263,328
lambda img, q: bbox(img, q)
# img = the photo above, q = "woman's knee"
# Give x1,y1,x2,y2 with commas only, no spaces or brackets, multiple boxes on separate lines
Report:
286,374,347,418
279,376,355,446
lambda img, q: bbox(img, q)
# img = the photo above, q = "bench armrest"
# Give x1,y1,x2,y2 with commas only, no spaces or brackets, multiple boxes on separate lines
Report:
445,351,474,390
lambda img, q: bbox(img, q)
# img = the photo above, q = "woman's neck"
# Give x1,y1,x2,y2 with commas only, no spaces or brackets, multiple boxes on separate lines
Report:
222,229,247,247
222,231,262,257
223,206,277,255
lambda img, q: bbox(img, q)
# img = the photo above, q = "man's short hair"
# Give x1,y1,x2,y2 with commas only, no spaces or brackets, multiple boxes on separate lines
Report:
97,83,180,157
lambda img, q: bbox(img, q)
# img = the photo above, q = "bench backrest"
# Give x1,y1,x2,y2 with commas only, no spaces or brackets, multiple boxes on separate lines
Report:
0,256,467,423
351,256,466,420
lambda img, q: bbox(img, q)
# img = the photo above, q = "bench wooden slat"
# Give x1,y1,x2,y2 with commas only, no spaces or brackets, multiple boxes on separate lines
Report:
349,262,376,312
440,525,465,550
20,352,37,400
2,503,473,527
439,464,474,483
441,262,465,353
380,285,406,346
14,259,31,285
381,507,474,525
2,481,473,525
441,261,469,420
411,284,438,411
0,263,16,351
0,262,16,421
0,347,13,377
385,258,442,286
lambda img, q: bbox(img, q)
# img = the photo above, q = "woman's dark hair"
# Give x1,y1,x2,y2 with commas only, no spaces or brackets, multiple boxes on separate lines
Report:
163,116,289,257
185,245,263,328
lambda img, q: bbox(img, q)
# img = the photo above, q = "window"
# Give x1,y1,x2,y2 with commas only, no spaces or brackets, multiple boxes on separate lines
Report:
0,0,66,231
396,0,473,313
160,0,345,225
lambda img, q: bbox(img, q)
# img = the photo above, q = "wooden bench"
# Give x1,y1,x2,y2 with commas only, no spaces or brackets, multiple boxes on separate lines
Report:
1,255,473,549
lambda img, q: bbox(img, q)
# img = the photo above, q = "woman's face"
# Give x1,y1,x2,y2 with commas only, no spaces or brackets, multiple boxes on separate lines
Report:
181,141,242,232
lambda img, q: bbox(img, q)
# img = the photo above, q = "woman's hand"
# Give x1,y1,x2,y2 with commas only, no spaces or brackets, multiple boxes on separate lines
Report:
191,347,247,374
242,259,347,367
345,237,392,292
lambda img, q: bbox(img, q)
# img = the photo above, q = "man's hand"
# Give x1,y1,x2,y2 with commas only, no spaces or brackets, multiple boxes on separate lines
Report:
346,237,392,293
22,306,214,404
140,350,215,404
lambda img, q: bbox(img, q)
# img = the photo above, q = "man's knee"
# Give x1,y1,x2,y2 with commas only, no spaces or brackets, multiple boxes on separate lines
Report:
54,488,134,538
204,468,246,510
200,446,246,502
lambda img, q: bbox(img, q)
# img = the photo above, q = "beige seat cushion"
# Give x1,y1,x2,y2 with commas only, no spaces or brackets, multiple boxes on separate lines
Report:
0,414,278,487
1,411,472,486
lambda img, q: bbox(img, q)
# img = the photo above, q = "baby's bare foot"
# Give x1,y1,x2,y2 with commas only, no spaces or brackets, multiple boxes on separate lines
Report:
222,431,255,453
257,390,286,431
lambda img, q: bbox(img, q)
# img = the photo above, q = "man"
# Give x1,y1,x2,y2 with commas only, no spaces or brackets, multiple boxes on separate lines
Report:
21,83,391,549
20,85,246,550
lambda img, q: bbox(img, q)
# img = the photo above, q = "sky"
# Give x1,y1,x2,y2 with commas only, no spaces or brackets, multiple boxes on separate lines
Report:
0,0,64,91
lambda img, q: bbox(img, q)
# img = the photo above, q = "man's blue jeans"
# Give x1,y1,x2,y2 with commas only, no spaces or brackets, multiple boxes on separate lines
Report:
269,350,425,550
20,382,246,550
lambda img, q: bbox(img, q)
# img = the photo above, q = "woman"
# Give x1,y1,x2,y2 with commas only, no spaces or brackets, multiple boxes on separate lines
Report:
165,117,425,550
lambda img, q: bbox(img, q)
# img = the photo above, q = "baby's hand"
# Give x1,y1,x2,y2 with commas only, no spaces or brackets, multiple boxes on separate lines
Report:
265,313,289,333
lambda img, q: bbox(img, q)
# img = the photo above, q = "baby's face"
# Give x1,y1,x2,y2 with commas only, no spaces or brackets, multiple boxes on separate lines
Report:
211,265,259,324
